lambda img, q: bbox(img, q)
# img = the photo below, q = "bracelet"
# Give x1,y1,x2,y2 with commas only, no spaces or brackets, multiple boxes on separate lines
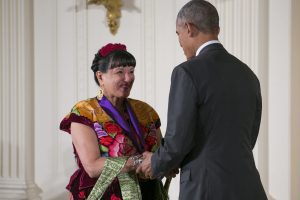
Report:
130,155,143,167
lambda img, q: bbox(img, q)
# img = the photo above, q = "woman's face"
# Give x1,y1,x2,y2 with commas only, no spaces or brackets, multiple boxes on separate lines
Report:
98,66,135,100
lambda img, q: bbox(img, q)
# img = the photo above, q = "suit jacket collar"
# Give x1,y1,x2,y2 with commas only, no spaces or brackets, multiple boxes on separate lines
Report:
197,43,226,56
196,40,220,55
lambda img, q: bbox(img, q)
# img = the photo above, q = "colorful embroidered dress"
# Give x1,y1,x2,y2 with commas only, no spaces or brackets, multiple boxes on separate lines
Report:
60,97,162,200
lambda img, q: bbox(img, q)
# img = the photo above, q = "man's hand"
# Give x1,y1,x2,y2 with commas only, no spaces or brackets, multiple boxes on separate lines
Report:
136,151,154,179
166,168,179,178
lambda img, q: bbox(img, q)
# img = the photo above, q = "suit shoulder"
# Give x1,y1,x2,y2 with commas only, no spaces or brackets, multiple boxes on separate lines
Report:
172,59,206,79
173,60,194,74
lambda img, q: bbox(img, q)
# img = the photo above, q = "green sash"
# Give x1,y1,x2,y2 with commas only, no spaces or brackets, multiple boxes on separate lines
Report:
87,157,142,200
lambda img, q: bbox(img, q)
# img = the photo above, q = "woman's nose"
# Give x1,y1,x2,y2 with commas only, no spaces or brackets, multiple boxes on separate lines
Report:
124,72,134,82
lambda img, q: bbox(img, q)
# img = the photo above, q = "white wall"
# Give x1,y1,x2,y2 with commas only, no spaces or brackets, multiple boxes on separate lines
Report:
268,1,291,199
268,0,300,199
1,0,300,199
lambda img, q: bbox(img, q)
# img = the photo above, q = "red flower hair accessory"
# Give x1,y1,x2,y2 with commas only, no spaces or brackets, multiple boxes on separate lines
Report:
99,43,127,57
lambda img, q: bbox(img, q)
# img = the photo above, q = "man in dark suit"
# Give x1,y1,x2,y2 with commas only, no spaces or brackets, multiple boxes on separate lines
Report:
137,0,268,199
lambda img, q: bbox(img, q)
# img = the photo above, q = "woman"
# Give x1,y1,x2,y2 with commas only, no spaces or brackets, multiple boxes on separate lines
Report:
60,43,167,200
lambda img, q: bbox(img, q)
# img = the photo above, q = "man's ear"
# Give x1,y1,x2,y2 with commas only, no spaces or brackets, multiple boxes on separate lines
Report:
186,22,199,37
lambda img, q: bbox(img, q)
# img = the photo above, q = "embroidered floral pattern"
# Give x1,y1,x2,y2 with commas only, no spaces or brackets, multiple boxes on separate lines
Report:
94,122,108,138
110,194,122,200
98,122,139,157
100,136,114,147
78,191,86,199
96,119,159,157
104,122,123,135
61,98,161,199
108,133,125,157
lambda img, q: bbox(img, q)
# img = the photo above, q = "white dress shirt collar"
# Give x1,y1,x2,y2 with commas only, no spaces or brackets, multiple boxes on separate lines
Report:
196,40,220,56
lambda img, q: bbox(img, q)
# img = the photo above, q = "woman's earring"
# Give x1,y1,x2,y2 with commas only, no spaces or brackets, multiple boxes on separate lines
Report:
97,88,103,100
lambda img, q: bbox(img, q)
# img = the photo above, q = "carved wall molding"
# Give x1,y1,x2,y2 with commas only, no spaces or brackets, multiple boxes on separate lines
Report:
76,0,89,100
140,1,156,105
0,0,41,199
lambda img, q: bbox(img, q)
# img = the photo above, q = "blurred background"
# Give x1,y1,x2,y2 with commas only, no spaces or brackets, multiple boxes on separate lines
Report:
0,0,299,199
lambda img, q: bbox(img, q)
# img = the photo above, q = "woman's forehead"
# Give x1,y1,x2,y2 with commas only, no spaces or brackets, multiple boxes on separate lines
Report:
111,66,135,70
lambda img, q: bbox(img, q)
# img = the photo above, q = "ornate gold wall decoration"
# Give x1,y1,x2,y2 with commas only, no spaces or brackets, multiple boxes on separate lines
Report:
87,0,122,35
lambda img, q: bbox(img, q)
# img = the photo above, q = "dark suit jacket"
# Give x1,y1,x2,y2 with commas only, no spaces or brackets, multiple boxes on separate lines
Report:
151,43,267,200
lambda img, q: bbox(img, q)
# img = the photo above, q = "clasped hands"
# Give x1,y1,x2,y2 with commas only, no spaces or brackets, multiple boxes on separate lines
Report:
129,151,179,180
123,152,151,176
127,151,153,179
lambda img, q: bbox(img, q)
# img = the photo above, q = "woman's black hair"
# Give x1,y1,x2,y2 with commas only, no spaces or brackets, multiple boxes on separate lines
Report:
91,50,136,86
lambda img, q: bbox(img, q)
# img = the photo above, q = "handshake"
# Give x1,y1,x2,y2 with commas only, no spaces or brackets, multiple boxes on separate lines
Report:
126,151,179,180
130,155,144,167
128,151,154,179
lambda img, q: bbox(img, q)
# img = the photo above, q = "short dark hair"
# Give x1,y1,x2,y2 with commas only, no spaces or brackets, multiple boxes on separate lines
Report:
177,0,219,34
91,50,136,86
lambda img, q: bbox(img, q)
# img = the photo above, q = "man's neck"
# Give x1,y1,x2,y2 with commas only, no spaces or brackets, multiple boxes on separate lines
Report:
193,33,219,55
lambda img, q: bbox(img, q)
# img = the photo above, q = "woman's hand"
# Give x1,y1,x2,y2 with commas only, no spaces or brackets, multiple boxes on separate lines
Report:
121,155,143,173
136,151,154,179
